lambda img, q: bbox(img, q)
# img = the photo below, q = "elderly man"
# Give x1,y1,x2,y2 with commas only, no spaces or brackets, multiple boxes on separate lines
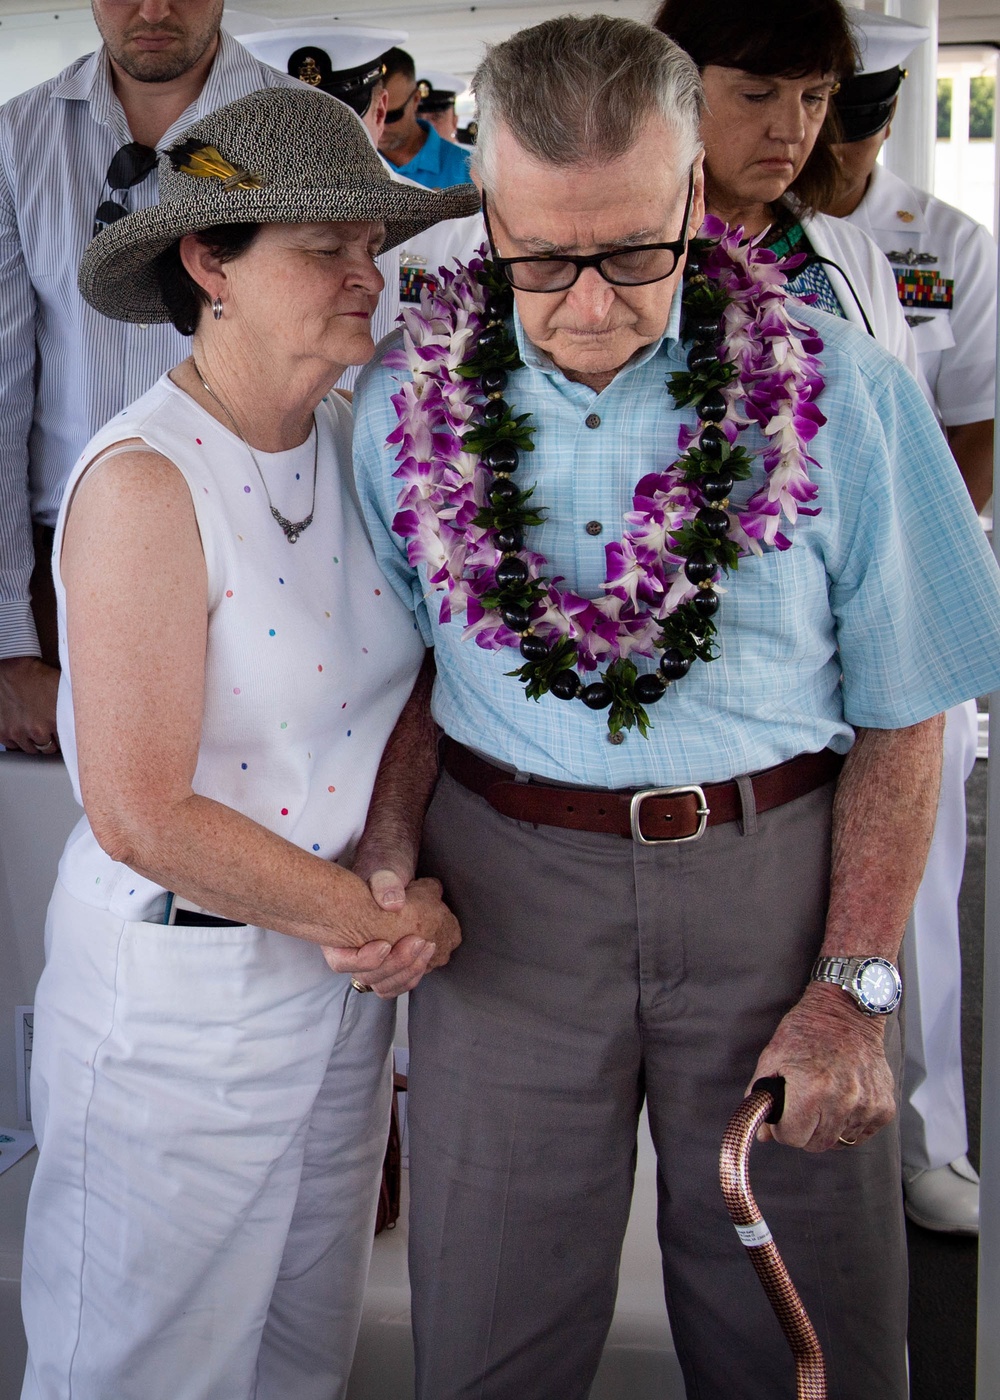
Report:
353,15,1000,1400
0,0,300,755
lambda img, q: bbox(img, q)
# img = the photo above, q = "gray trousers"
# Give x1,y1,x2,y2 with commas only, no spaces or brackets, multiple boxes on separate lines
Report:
408,769,907,1400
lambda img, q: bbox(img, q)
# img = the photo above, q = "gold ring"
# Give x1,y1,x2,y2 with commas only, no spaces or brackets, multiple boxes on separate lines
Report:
838,1134,858,1146
350,978,371,993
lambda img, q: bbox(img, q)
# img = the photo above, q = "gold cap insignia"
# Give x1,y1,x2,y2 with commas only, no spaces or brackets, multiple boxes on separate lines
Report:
172,143,267,192
297,57,322,87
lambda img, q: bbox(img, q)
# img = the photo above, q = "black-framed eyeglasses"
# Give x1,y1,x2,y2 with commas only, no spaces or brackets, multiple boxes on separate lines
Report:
384,80,428,124
482,169,695,293
94,141,158,237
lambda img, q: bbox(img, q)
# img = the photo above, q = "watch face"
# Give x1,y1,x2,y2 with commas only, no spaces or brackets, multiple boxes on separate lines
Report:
855,958,901,1013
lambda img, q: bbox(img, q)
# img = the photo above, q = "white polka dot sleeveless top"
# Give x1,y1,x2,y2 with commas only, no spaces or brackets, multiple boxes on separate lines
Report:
52,374,425,921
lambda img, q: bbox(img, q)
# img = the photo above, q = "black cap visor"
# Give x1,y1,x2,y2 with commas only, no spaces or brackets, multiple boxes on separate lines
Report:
834,67,904,143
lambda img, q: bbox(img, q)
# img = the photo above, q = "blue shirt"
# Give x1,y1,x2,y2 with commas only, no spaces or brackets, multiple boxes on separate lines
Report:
390,120,473,190
353,303,1000,788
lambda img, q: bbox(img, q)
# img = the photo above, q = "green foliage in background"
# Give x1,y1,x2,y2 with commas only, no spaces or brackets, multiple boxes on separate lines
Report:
970,76,995,140
937,77,952,140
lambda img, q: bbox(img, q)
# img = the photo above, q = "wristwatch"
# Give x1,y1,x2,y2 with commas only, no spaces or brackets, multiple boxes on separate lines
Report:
810,955,902,1016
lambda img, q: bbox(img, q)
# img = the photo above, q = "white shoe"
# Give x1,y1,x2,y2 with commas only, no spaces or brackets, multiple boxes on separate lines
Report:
903,1155,980,1236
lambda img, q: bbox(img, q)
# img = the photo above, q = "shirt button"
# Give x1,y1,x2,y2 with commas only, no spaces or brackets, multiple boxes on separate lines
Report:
585,520,603,537
585,413,601,429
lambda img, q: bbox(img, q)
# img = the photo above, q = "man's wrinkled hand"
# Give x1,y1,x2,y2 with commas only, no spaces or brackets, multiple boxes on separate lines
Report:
748,982,896,1152
0,656,59,753
398,876,461,970
364,865,408,912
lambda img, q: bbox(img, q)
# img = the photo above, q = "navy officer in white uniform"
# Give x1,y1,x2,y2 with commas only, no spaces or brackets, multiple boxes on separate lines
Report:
823,7,997,1236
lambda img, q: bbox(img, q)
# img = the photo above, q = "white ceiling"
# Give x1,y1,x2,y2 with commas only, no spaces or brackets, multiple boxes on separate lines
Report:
223,1,657,76
0,0,991,88
940,0,1000,46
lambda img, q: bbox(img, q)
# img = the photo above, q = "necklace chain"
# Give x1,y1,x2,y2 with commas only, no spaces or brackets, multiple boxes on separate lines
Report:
191,358,318,544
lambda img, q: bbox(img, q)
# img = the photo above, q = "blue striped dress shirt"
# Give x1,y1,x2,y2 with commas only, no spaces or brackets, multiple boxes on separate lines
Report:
354,303,1000,789
0,30,300,658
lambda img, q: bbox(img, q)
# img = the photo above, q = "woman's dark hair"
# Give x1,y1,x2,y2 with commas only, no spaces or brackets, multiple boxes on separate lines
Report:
653,0,859,212
153,223,262,335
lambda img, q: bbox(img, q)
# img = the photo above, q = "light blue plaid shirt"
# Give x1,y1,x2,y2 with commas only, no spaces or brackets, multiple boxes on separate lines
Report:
353,302,1000,788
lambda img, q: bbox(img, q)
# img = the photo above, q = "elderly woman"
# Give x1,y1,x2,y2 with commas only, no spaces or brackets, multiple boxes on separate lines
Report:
20,87,476,1400
654,0,917,373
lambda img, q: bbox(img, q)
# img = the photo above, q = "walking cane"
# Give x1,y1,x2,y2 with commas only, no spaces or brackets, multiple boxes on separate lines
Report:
719,1076,827,1400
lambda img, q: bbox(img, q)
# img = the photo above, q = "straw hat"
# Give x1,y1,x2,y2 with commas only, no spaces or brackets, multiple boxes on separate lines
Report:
79,85,480,323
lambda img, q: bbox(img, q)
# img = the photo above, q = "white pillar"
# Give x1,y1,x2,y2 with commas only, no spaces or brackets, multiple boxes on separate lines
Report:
881,0,939,192
976,239,1000,1400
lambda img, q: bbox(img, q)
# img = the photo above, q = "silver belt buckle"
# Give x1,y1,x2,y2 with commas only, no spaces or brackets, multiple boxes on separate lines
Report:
629,785,710,845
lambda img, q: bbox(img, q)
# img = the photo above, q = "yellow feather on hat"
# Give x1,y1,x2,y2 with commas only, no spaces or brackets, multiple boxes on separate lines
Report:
170,141,267,192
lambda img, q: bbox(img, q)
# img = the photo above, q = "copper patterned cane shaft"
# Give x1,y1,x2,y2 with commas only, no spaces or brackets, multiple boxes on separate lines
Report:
719,1086,827,1400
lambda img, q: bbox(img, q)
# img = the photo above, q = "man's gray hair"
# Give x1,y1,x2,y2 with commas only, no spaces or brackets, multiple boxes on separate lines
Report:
471,14,703,188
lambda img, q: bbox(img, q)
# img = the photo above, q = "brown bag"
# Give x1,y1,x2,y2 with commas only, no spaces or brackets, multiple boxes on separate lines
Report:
374,1072,407,1235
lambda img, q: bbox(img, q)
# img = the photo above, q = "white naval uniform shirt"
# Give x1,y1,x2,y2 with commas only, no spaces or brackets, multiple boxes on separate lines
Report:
799,208,922,385
843,162,997,427
398,207,485,300
387,161,483,315
337,159,482,391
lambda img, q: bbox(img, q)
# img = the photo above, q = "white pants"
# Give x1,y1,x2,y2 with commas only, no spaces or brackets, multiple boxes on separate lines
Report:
21,880,393,1400
901,700,978,1170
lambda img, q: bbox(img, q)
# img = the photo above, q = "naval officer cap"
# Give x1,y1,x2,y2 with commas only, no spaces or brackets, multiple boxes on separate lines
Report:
835,8,929,143
238,23,406,118
417,71,467,115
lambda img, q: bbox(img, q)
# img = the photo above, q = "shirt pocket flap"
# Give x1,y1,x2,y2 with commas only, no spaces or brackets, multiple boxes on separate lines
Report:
910,312,955,355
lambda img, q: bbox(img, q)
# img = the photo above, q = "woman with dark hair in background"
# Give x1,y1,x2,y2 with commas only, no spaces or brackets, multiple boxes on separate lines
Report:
654,0,919,374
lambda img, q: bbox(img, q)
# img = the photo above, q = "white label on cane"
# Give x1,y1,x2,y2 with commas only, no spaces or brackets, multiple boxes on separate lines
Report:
734,1219,773,1248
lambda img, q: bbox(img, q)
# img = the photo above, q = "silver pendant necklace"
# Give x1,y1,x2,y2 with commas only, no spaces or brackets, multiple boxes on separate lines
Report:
191,357,318,544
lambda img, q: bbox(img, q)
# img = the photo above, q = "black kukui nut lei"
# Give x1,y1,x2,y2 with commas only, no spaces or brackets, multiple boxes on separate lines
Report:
698,426,727,459
550,670,582,700
468,245,750,739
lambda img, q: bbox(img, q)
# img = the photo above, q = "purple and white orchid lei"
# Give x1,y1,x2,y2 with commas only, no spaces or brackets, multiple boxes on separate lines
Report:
385,220,827,731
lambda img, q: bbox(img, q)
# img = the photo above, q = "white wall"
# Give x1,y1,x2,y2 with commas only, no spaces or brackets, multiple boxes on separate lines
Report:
0,9,97,103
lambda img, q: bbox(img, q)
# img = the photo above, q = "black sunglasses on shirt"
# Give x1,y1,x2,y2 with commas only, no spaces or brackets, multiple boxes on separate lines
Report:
93,141,158,237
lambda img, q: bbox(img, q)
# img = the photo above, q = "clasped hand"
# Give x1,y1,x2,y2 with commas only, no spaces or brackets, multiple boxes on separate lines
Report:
322,872,461,998
748,982,896,1152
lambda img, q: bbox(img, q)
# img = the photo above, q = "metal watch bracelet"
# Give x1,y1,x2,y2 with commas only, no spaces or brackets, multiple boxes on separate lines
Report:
810,955,902,1016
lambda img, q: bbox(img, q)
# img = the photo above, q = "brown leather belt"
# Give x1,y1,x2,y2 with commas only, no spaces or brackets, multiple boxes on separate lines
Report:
441,739,844,844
